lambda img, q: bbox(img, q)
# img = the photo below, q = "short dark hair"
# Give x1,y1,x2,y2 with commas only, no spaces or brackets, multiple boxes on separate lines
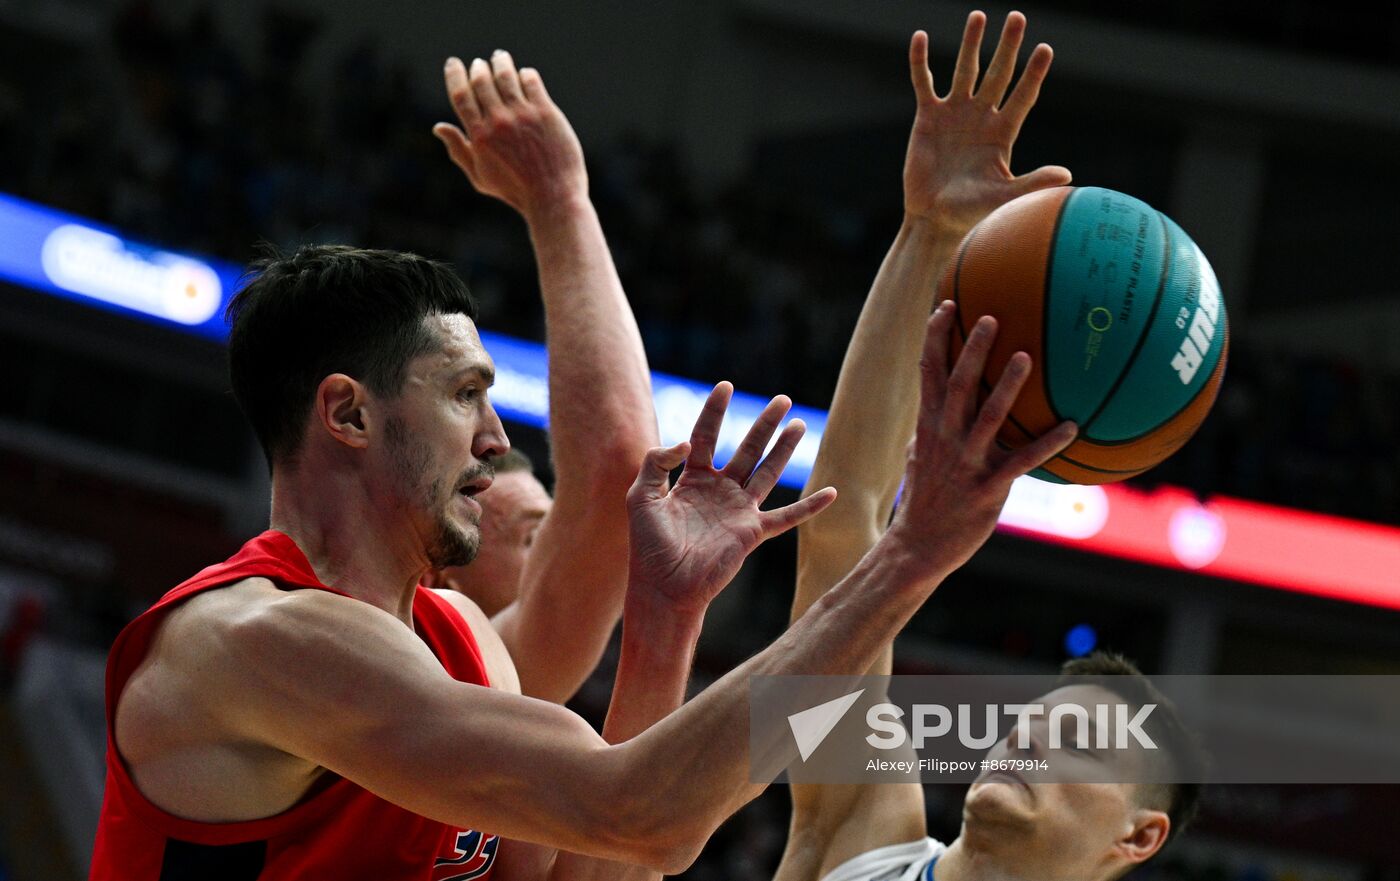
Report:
226,244,479,469
494,448,535,476
1058,652,1205,848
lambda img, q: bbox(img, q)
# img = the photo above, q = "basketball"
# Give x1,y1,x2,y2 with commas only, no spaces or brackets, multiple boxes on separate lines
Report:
940,186,1229,484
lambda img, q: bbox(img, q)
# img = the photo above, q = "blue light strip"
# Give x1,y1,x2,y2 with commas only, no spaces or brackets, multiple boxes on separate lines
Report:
0,192,245,341
481,327,825,485
0,191,825,488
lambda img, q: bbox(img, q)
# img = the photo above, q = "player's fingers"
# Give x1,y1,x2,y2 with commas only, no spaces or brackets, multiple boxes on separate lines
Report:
909,30,937,104
519,66,552,105
918,300,957,421
688,382,733,470
444,57,481,127
968,351,1031,453
1000,43,1053,138
469,56,505,118
432,123,478,176
946,314,998,431
744,419,806,501
629,441,691,503
723,395,792,484
997,420,1078,482
759,486,837,538
977,11,1026,107
490,49,525,104
1009,164,1072,198
948,11,987,98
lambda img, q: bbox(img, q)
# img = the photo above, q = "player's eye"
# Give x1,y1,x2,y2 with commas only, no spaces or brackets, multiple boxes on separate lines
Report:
458,386,480,403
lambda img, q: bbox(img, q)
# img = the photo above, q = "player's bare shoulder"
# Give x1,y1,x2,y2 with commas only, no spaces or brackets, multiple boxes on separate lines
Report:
117,577,283,756
115,577,335,821
432,588,521,695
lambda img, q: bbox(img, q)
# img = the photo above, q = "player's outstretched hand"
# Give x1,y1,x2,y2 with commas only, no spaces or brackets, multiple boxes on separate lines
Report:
626,384,837,616
434,51,587,222
887,301,1077,579
903,11,1071,237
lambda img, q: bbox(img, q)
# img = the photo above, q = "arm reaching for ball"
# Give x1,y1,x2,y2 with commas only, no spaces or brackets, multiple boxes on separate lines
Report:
781,12,1076,880
797,12,1073,628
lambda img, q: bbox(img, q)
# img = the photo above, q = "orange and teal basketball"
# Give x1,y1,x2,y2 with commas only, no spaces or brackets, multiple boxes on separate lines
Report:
940,186,1229,485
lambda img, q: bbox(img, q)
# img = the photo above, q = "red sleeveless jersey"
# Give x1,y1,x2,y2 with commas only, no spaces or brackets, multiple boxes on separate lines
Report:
90,530,500,880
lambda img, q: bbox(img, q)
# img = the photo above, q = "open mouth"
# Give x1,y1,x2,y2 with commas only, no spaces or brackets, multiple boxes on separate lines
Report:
457,475,493,498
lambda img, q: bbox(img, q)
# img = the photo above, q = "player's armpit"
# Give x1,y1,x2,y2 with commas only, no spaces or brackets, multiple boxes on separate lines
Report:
201,584,686,872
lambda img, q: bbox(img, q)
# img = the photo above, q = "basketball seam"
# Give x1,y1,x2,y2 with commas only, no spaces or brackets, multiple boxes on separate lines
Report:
1078,208,1173,441
994,442,1146,477
1045,453,1150,475
1086,231,1229,447
1008,439,1150,476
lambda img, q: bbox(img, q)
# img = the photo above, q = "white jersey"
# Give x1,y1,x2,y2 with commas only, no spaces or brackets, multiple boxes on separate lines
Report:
817,838,947,881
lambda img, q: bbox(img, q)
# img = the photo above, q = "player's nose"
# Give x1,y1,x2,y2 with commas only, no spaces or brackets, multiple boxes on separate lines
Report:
474,399,510,461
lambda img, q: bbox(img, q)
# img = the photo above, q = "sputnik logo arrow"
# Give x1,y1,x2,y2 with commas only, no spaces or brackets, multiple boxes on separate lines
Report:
787,689,865,762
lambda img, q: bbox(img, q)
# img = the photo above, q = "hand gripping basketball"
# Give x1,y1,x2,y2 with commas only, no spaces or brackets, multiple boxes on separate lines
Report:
887,300,1077,579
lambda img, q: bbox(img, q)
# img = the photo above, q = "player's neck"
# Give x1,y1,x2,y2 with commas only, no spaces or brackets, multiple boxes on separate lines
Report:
941,835,1100,881
268,468,427,626
935,838,1027,881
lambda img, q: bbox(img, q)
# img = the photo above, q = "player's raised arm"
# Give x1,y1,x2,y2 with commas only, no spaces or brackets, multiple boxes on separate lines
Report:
796,12,1071,624
783,15,1075,878
434,51,658,703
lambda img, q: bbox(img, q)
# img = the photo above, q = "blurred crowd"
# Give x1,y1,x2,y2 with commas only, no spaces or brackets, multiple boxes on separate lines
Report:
1,1,1396,525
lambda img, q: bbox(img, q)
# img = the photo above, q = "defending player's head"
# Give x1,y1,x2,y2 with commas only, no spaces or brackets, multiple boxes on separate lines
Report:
227,244,509,569
428,449,553,614
961,652,1203,881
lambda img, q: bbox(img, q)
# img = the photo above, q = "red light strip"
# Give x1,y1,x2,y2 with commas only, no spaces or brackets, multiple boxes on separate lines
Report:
997,480,1400,610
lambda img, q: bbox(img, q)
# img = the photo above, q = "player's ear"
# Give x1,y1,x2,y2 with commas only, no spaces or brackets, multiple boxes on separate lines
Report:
315,373,372,450
1115,808,1169,864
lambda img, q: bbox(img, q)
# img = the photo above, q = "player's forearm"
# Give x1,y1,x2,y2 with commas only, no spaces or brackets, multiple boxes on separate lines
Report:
501,518,631,703
546,595,704,881
805,218,957,506
795,218,958,619
527,195,658,484
609,537,938,867
602,591,703,744
505,196,658,703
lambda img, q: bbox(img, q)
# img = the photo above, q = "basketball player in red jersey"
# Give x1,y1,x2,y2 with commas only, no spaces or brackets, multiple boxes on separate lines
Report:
772,14,1201,881
90,33,1079,881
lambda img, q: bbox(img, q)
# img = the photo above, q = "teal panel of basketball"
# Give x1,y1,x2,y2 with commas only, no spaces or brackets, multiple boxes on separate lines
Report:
1044,187,1167,423
1087,213,1227,441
